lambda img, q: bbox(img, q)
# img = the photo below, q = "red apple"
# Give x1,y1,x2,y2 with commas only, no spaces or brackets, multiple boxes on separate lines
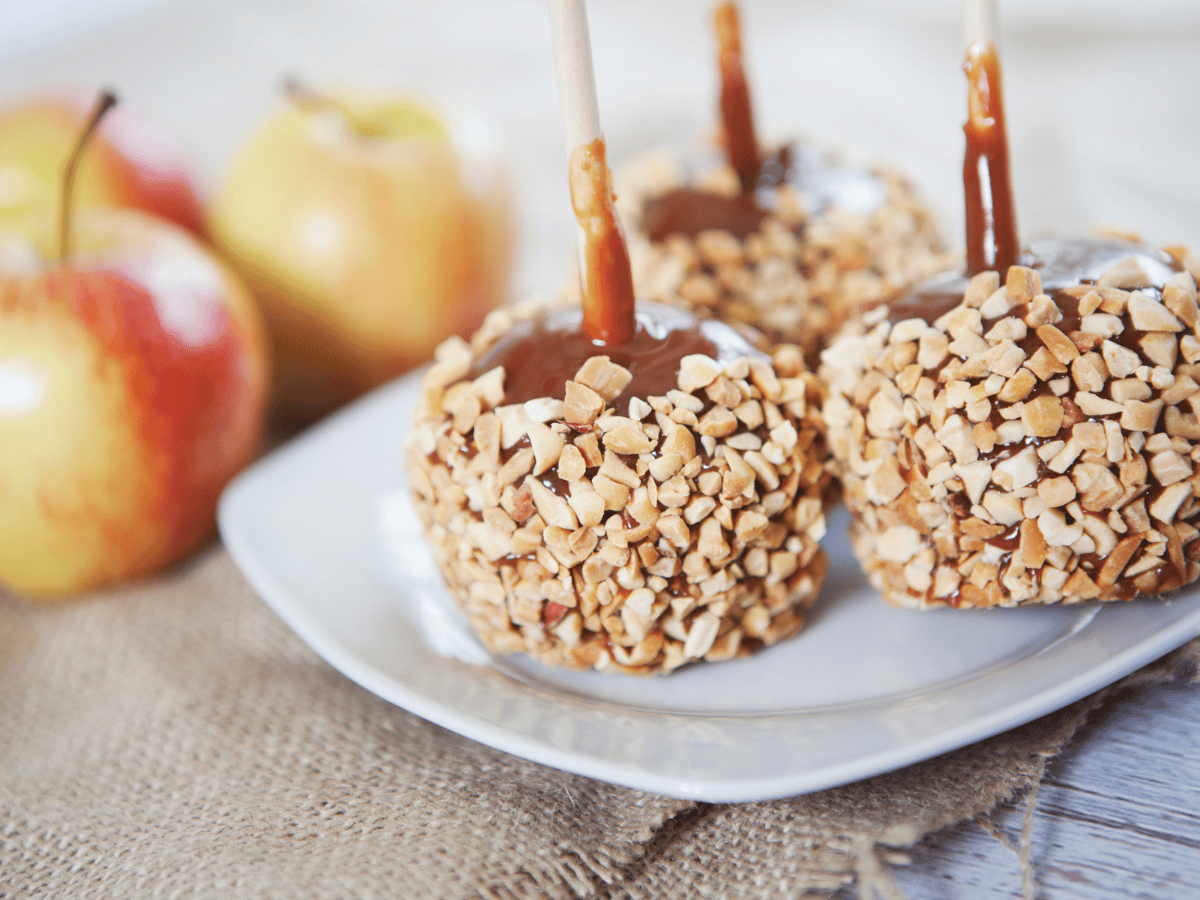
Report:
0,91,206,237
208,88,514,423
0,207,269,597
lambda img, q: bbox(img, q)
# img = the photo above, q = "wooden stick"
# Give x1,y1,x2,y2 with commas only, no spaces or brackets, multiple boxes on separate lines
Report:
547,0,636,345
548,0,602,155
963,0,997,49
962,0,1018,275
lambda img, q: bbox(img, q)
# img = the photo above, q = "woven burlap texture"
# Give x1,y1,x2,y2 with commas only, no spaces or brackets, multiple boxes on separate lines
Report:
2,545,1196,900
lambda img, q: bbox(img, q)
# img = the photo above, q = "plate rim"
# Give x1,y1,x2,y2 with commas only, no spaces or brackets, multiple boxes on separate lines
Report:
219,372,1200,802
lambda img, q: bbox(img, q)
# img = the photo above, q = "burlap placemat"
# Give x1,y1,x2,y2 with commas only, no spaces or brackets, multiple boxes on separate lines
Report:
2,545,1196,899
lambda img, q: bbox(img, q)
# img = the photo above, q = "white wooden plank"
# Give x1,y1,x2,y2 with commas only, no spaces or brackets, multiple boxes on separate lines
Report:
868,680,1200,899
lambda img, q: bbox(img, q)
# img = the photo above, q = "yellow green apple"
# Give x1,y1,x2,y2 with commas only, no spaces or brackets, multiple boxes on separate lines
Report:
0,208,269,598
208,90,514,423
0,92,206,237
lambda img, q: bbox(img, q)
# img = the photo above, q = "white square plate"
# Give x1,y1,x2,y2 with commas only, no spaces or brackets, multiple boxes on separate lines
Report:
218,370,1200,802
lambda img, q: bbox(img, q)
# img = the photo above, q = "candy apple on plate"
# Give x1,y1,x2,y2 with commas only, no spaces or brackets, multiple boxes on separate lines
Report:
0,90,206,237
208,84,514,423
0,94,269,598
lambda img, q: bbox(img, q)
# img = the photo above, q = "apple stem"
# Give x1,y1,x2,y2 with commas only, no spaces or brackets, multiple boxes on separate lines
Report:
714,2,761,192
60,90,117,261
283,77,387,139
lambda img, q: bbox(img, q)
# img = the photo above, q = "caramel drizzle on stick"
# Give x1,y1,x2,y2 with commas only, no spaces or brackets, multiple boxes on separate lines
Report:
963,40,1019,276
569,137,637,345
550,0,637,345
714,1,761,191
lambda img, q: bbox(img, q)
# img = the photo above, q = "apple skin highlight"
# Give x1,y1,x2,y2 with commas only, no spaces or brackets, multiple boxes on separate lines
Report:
0,95,206,238
208,94,514,423
0,210,269,598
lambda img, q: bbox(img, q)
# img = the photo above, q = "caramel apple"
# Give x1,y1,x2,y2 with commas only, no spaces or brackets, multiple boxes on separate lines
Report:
821,0,1200,609
406,0,831,674
614,1,947,363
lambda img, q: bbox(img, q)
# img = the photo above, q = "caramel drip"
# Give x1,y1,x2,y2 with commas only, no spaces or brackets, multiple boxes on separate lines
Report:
642,187,768,242
885,270,973,327
963,41,1019,277
641,144,793,242
888,238,1181,326
469,316,721,407
569,137,637,345
714,1,760,190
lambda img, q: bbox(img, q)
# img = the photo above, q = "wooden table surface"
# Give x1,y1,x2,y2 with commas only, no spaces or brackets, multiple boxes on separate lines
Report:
857,674,1200,899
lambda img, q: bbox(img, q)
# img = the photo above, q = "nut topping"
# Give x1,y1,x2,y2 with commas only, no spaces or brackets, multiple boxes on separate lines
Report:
411,306,829,674
822,246,1200,608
